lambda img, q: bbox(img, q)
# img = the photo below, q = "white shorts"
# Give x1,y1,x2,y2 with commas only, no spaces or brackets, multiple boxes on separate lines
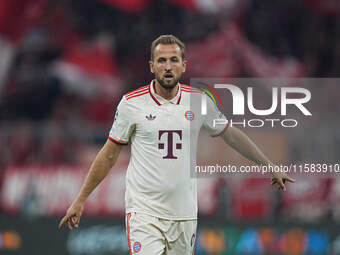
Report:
126,212,197,255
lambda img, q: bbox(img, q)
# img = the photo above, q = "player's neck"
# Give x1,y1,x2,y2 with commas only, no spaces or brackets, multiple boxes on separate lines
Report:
154,80,179,100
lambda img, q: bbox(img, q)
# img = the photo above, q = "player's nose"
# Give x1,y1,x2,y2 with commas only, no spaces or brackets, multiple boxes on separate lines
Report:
165,61,172,70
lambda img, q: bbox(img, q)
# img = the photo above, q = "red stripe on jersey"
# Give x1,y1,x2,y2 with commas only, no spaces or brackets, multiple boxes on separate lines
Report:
126,213,132,255
182,87,201,90
149,85,162,105
182,89,200,92
126,87,148,96
181,84,200,90
125,88,149,98
126,90,149,100
181,85,202,91
182,89,203,94
182,90,202,93
176,92,182,104
211,121,229,137
125,85,148,96
108,136,128,145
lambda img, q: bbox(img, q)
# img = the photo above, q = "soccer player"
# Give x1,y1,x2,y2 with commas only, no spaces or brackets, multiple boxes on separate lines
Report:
59,35,294,254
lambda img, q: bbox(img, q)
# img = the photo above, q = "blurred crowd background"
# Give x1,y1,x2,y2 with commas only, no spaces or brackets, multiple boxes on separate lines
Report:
1,0,340,254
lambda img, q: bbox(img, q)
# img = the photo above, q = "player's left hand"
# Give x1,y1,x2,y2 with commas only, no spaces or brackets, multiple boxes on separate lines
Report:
271,172,295,192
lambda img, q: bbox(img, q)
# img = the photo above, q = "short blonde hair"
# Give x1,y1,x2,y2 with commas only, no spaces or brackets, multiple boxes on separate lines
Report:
150,35,185,61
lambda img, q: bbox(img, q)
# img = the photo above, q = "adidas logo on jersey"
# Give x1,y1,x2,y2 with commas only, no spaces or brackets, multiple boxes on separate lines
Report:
146,114,156,120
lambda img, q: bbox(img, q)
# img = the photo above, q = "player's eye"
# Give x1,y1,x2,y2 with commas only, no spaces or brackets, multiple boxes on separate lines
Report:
171,57,179,62
158,58,166,63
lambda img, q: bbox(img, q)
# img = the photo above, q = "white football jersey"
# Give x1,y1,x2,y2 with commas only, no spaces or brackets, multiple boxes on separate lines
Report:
109,80,228,220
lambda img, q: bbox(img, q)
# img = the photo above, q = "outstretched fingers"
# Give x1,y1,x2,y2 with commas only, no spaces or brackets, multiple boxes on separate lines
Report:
271,178,286,191
58,216,69,229
59,215,79,230
71,216,80,227
284,176,295,183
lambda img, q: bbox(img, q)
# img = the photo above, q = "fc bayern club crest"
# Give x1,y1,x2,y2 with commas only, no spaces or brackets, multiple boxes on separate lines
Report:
185,110,194,121
133,241,141,253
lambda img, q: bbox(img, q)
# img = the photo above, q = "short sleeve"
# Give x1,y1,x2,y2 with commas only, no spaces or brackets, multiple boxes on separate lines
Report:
108,97,135,144
202,94,229,137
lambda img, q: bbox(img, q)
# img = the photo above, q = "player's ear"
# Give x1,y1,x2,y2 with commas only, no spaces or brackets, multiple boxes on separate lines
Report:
182,59,187,73
149,60,154,73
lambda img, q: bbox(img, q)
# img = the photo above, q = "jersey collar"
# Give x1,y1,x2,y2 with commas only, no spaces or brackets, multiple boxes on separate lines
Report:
149,80,182,106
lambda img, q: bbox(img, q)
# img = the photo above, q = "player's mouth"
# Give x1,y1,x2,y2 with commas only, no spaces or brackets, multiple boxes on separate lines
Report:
163,73,174,82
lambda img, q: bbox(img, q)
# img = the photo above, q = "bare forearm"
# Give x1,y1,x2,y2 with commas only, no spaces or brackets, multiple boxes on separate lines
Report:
221,127,271,166
74,140,122,204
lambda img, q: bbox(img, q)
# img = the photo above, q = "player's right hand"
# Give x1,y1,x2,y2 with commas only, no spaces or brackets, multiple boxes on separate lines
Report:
58,202,84,230
271,171,295,192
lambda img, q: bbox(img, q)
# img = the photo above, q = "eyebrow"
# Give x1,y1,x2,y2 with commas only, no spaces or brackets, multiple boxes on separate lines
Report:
157,56,179,61
157,57,166,62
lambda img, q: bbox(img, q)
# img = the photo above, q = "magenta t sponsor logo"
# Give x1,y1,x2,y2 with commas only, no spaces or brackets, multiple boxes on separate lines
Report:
158,130,182,159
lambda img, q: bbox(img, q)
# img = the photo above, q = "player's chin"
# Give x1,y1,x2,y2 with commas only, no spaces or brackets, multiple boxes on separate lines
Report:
160,79,177,89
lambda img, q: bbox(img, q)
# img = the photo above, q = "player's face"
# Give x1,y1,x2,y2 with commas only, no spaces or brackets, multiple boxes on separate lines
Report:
149,44,186,90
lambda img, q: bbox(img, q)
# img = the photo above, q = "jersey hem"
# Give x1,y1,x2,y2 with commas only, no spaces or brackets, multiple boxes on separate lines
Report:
211,121,229,137
108,136,128,145
126,209,198,221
